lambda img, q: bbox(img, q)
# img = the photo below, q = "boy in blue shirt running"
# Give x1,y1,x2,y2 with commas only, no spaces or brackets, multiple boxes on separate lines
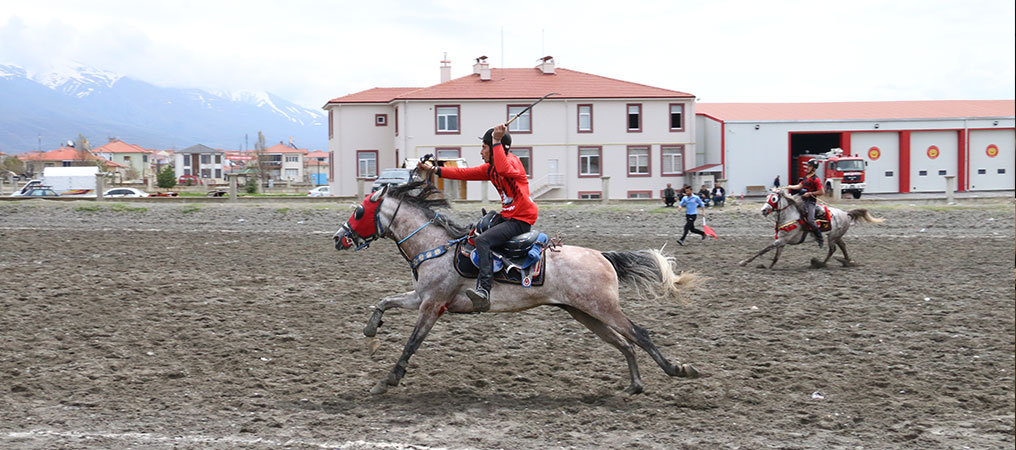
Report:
677,186,706,245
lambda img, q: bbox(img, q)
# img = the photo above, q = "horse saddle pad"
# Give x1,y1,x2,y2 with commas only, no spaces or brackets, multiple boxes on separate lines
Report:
454,232,549,287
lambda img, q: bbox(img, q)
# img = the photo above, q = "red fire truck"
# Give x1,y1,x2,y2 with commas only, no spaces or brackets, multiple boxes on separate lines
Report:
797,149,867,199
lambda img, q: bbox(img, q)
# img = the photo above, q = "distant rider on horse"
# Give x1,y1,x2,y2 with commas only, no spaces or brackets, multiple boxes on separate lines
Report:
784,159,825,248
417,124,538,312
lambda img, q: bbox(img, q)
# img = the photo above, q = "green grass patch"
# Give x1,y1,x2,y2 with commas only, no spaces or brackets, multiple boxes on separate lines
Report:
110,203,148,213
276,207,291,214
75,205,102,212
181,204,202,214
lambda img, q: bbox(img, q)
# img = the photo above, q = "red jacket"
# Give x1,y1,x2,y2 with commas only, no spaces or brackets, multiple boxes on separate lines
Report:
439,143,538,225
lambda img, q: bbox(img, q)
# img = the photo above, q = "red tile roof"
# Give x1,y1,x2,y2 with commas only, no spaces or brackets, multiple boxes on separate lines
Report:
264,144,308,154
696,100,1015,122
18,147,105,161
325,68,693,105
326,87,422,104
93,140,151,153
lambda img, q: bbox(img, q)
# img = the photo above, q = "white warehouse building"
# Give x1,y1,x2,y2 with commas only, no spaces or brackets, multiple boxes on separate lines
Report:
696,101,1015,196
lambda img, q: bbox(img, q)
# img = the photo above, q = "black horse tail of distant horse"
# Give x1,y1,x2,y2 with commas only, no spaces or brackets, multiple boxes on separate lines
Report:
847,209,885,224
601,249,698,299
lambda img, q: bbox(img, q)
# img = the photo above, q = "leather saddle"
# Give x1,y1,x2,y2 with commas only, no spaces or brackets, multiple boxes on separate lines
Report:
454,230,549,288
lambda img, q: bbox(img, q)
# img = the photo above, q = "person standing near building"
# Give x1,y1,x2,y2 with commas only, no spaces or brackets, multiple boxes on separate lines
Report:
676,186,706,245
773,175,781,189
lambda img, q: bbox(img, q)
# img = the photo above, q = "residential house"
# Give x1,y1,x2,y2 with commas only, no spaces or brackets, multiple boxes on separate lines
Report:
92,138,153,181
323,56,698,200
256,143,308,182
175,144,226,184
305,150,329,185
18,146,126,179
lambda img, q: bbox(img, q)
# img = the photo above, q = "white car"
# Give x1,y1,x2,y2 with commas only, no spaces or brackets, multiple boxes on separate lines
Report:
103,188,149,198
308,186,330,197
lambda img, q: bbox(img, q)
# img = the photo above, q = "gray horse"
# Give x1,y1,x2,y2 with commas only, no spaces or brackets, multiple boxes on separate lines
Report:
334,181,700,395
738,189,883,268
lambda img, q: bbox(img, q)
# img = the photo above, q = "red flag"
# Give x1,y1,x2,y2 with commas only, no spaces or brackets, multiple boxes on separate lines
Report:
703,215,718,239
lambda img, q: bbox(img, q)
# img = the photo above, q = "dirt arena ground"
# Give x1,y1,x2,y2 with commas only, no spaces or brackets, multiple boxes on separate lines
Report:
1,196,1013,449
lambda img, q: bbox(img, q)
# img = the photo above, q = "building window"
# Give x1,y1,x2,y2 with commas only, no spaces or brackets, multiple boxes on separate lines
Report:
628,191,651,199
578,191,601,199
918,170,928,176
215,169,222,178
511,147,532,177
627,104,642,132
669,104,684,131
436,105,460,134
285,155,299,163
124,155,131,162
143,155,148,163
375,114,388,126
183,155,191,166
661,145,684,175
201,154,210,164
885,171,894,177
62,161,72,167
285,168,299,178
436,147,461,160
998,168,1006,174
578,104,593,133
579,147,601,177
627,146,650,176
215,154,221,164
394,108,399,136
977,168,986,174
357,150,378,178
183,168,191,175
328,109,334,139
507,105,532,133
201,168,211,178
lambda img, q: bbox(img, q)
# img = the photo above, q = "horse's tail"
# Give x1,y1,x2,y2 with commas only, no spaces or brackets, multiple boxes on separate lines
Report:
601,249,699,300
847,209,885,224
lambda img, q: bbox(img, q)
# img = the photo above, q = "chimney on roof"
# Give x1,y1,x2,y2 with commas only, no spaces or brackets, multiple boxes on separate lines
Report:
440,53,451,83
537,56,555,74
473,55,491,81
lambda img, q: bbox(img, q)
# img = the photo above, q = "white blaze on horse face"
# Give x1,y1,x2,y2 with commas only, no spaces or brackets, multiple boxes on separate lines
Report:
761,193,778,216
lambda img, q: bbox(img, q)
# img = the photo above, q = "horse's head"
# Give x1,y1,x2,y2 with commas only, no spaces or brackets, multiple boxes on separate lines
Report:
761,189,782,217
334,185,388,250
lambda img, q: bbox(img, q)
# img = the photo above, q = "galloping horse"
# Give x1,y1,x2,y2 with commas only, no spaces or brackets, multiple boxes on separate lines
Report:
333,181,699,395
738,189,883,268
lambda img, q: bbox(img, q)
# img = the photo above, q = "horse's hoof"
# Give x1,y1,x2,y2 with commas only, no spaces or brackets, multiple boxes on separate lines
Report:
756,264,768,269
680,363,700,378
369,380,389,395
810,258,827,269
366,337,381,355
835,257,856,267
624,384,645,395
737,260,748,267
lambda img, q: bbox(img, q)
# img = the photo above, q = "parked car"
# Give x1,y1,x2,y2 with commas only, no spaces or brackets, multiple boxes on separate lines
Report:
371,168,412,192
21,187,59,197
178,175,198,186
103,188,149,198
308,186,331,197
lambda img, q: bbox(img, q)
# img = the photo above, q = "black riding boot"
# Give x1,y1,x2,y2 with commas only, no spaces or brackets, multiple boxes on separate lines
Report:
467,246,493,312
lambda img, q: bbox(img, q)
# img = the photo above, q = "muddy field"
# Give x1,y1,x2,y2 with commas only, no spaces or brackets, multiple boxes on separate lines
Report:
1,197,1013,449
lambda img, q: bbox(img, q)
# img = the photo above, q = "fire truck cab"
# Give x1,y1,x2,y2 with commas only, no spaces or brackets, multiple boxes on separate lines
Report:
797,148,866,199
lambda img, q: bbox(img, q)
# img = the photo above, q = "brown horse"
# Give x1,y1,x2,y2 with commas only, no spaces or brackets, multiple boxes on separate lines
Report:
333,181,699,395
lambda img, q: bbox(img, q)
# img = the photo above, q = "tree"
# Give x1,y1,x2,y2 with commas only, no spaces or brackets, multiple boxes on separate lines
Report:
251,131,267,194
156,166,177,189
1,156,25,175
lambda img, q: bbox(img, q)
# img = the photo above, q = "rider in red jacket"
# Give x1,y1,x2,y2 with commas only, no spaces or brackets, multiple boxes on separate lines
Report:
417,124,537,311
785,159,825,248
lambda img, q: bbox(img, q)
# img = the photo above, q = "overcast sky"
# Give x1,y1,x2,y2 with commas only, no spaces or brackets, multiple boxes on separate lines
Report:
2,0,1014,110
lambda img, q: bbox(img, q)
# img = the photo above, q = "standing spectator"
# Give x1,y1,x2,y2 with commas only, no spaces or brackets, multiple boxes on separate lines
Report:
773,175,781,189
676,186,707,245
663,183,677,207
711,183,726,207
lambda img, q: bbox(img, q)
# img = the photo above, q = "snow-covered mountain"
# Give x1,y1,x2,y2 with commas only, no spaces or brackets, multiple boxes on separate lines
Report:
0,63,326,152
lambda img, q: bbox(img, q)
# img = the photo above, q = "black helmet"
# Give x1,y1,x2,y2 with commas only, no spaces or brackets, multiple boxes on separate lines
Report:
807,159,820,168
481,127,511,150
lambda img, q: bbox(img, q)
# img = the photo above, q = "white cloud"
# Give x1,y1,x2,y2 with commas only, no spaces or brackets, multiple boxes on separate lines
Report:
2,0,1013,108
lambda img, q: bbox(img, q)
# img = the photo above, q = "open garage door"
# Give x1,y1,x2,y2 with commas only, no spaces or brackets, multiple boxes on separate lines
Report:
789,133,843,184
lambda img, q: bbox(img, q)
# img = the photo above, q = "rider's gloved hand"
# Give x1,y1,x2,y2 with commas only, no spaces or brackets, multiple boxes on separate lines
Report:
416,161,435,174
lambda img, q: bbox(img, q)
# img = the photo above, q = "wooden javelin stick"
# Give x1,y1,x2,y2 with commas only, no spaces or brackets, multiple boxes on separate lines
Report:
505,92,559,126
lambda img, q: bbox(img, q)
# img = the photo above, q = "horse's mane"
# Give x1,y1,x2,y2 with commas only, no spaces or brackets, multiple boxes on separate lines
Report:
387,181,471,237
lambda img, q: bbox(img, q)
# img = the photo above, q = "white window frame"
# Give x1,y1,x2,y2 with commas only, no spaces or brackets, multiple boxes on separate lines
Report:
661,146,684,175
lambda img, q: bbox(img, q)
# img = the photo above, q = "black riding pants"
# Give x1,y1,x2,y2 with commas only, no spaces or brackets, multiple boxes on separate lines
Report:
680,214,705,239
474,216,531,291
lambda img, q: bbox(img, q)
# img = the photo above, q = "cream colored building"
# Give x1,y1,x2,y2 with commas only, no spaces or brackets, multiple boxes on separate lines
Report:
324,57,703,200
